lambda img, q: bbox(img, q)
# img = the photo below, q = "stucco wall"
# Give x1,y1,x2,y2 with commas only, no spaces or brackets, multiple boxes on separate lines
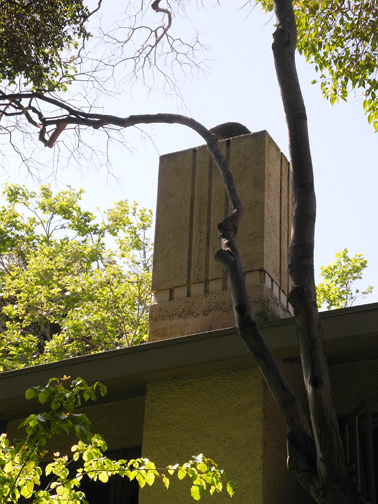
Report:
263,363,316,504
139,366,264,504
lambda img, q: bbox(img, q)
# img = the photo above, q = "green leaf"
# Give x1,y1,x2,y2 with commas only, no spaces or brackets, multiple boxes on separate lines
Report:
197,462,207,473
20,480,34,498
38,391,49,404
191,485,201,501
227,481,237,497
98,471,109,483
145,471,155,486
51,399,60,411
144,460,156,470
25,388,36,400
178,468,187,480
65,401,75,412
136,472,146,488
162,474,170,489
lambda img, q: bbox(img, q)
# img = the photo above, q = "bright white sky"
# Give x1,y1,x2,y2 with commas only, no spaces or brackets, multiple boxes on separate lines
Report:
1,2,377,302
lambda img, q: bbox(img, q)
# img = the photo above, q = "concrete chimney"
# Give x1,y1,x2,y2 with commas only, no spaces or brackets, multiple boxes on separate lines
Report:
149,130,293,342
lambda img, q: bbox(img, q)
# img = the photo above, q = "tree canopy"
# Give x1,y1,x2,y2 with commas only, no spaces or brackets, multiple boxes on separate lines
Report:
0,0,95,91
316,248,373,310
296,0,378,131
1,0,378,164
0,184,153,371
258,0,378,130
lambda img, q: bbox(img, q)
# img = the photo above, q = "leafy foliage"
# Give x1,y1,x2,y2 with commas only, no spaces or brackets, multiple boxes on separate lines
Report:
295,0,378,131
0,184,153,371
0,0,91,90
167,454,237,501
0,377,235,502
257,0,378,130
316,248,373,310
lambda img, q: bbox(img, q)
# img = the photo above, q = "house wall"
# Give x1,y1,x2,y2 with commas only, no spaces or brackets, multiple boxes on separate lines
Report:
260,357,378,504
263,362,316,504
5,396,145,458
5,358,378,503
6,351,378,503
140,366,264,504
330,359,378,416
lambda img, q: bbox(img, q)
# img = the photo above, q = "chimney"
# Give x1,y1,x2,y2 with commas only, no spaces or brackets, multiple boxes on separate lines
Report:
149,130,293,342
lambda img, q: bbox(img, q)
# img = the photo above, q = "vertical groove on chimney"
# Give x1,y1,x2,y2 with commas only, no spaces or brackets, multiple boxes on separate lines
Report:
204,156,213,294
187,149,197,297
279,153,283,290
286,160,291,297
222,141,232,291
149,132,293,342
225,140,232,220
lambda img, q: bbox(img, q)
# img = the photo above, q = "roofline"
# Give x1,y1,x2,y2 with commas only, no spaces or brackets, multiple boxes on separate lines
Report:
1,302,377,420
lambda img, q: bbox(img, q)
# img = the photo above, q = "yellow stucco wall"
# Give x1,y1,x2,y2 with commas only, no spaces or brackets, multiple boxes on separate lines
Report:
139,366,264,504
262,364,316,504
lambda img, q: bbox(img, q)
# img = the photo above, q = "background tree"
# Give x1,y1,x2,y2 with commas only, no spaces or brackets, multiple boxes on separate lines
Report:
0,1,374,503
0,0,100,91
258,0,378,130
316,248,373,310
0,184,152,371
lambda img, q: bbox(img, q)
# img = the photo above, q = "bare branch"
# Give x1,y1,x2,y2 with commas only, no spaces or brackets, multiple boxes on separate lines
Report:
85,1,208,103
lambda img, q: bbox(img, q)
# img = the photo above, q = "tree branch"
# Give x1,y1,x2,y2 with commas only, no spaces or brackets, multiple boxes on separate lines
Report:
0,88,311,445
271,0,367,501
215,197,315,479
0,86,364,502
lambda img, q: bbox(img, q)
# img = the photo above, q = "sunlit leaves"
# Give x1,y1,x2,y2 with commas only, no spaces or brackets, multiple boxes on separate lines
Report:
71,448,235,501
0,433,42,504
0,378,235,502
167,453,236,500
20,377,105,449
316,248,373,310
296,0,378,129
0,376,101,503
0,0,91,90
258,0,378,130
0,184,153,371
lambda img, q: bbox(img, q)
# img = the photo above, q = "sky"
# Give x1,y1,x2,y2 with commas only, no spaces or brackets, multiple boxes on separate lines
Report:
1,2,377,302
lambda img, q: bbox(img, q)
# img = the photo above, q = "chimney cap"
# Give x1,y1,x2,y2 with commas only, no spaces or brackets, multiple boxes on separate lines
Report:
209,122,251,140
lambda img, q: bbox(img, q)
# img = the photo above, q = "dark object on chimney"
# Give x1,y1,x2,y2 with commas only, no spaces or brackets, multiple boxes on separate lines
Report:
209,122,251,140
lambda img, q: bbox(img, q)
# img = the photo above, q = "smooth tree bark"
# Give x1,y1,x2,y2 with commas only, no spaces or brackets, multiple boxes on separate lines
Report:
262,0,365,502
214,0,367,497
0,2,367,501
212,0,368,502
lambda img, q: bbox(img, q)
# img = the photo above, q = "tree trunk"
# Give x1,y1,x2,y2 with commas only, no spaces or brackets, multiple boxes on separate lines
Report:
269,0,367,502
2,62,368,502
